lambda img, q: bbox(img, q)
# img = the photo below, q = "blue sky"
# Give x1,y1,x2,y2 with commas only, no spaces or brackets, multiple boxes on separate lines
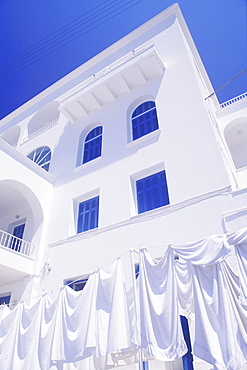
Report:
0,0,246,119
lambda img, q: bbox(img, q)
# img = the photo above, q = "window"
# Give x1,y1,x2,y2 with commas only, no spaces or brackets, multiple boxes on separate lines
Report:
12,223,25,252
180,316,193,369
83,126,102,164
27,146,51,171
66,277,88,291
136,171,169,214
135,264,140,279
77,196,99,233
132,101,159,141
142,362,149,370
0,295,11,306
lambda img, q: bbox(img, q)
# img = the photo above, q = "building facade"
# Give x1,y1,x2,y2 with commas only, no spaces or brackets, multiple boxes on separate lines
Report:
0,4,246,369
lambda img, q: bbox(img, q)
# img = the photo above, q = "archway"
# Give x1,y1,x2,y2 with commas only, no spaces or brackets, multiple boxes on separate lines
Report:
0,179,43,248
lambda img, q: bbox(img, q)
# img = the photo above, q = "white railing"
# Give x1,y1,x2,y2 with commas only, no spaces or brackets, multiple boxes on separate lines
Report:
0,230,35,257
23,118,59,142
217,92,247,110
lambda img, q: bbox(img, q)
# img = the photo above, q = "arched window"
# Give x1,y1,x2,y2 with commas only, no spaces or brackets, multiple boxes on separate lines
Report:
27,146,51,171
132,101,159,141
83,126,102,164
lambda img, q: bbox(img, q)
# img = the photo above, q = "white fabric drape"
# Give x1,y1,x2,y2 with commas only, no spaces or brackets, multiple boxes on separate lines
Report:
172,228,247,369
228,228,247,305
191,260,247,369
173,233,231,265
1,227,247,369
235,243,247,305
51,258,136,368
51,273,97,363
174,256,193,316
133,248,187,361
0,295,58,370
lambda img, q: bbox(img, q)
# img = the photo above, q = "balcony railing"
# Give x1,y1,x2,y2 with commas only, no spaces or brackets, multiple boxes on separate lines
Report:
0,230,35,257
23,118,59,142
216,92,247,110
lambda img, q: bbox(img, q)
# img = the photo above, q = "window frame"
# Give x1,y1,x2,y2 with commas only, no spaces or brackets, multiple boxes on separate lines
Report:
0,294,11,306
65,276,89,291
136,170,170,214
27,146,51,171
83,126,103,164
131,101,159,141
77,195,99,234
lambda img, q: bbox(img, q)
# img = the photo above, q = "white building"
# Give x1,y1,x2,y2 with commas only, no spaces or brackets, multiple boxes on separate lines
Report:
0,4,246,370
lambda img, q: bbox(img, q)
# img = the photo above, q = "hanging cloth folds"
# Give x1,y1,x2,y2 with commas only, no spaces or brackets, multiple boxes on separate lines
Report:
173,233,231,265
174,256,193,316
51,258,136,366
51,272,98,363
191,259,247,369
133,248,187,361
1,227,247,369
0,295,58,370
96,259,135,358
227,227,247,305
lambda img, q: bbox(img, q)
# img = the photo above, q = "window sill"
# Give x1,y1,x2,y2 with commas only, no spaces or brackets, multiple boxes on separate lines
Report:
125,129,161,148
73,156,102,172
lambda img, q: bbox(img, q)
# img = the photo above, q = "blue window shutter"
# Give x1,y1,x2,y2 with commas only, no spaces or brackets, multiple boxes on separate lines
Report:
0,295,11,305
180,316,194,370
83,126,102,164
132,101,159,141
142,362,149,370
13,224,25,239
77,196,99,233
136,171,169,214
12,223,26,252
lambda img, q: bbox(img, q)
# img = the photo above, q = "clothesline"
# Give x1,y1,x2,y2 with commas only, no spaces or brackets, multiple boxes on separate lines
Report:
0,227,241,308
0,228,247,369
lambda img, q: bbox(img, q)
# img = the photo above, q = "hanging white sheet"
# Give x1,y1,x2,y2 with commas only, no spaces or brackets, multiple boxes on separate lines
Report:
173,233,231,265
1,227,247,369
235,243,247,305
227,227,247,305
51,272,98,363
191,259,247,370
133,248,187,361
174,256,193,316
51,258,136,367
0,295,58,370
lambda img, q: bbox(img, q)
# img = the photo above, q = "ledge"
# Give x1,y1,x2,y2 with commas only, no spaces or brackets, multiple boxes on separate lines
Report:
0,138,55,184
73,156,102,173
49,185,231,248
59,45,166,123
125,129,161,148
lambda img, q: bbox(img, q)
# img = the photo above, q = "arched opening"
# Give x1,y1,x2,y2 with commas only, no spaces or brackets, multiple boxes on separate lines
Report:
27,101,60,137
0,180,43,255
224,118,247,169
1,126,21,148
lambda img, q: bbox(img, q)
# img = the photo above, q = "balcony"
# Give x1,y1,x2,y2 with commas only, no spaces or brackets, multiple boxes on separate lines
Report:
216,92,247,118
0,230,36,284
0,230,35,256
216,92,247,110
